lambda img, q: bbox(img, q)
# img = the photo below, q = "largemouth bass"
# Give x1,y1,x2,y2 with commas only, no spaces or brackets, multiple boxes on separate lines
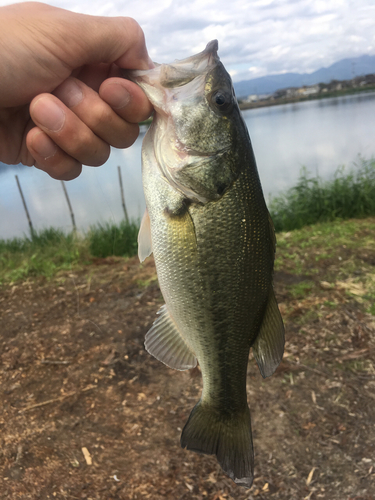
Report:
129,40,284,488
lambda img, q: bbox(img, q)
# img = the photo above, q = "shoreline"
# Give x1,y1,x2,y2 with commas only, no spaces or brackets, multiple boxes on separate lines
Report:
139,87,375,124
238,86,375,111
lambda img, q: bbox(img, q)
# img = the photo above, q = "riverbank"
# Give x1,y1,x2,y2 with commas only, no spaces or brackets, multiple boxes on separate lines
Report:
238,85,375,110
0,221,139,285
2,158,375,285
1,216,374,499
139,87,375,123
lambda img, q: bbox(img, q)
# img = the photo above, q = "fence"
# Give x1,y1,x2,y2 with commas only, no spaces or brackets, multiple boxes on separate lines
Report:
13,166,130,239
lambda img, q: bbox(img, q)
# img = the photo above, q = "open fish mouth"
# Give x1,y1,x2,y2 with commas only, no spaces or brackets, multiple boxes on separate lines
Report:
125,40,220,111
158,40,219,89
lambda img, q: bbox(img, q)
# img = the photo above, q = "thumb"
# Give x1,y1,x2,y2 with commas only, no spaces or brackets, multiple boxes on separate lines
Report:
4,3,152,71
0,3,153,107
66,13,152,70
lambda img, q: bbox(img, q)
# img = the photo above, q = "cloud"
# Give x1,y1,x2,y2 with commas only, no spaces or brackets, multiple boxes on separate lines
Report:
1,0,375,80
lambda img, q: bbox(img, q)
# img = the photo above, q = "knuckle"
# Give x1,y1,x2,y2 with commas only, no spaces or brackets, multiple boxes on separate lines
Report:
88,141,110,166
53,165,82,181
116,125,139,148
123,17,145,42
106,122,139,149
35,157,82,181
69,129,109,166
86,104,140,149
90,102,114,131
69,129,92,156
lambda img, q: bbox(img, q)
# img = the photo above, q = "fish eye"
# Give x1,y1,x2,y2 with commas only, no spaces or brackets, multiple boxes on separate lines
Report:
214,92,227,106
211,89,233,113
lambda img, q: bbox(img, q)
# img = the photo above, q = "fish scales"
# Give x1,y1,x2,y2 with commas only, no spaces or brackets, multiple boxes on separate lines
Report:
128,40,285,488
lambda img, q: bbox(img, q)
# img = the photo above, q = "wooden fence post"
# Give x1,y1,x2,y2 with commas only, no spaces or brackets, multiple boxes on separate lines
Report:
61,181,76,232
117,166,129,223
15,175,34,238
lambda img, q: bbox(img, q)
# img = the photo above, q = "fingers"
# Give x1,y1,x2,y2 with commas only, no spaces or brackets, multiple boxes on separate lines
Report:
77,15,152,71
99,77,153,124
53,78,143,149
27,128,82,181
53,12,153,72
27,76,153,180
29,92,110,167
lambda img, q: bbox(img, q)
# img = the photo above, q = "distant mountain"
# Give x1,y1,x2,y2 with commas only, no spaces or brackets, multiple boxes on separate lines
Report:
233,54,375,97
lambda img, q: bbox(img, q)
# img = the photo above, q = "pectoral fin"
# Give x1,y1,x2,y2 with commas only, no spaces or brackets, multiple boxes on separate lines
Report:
138,209,153,262
145,305,197,371
252,288,285,378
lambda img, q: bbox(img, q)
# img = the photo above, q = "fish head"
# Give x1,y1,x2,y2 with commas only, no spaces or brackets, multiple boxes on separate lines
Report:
128,41,251,204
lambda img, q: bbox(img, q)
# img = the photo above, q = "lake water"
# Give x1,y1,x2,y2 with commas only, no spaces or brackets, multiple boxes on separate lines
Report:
1,92,375,240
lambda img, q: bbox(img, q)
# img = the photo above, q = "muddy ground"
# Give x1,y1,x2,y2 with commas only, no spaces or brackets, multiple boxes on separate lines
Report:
0,224,375,500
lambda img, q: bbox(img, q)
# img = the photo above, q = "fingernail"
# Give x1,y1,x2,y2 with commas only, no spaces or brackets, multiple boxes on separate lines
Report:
54,79,83,108
31,132,58,159
31,97,65,132
104,83,131,109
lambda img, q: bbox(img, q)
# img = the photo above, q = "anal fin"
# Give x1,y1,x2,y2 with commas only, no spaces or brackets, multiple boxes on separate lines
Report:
145,305,197,371
252,287,285,378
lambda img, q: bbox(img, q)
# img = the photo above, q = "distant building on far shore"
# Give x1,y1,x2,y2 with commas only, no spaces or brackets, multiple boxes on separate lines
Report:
298,85,320,96
244,94,259,103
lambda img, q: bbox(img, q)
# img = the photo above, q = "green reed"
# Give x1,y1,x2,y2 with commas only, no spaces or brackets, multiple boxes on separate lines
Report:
87,220,139,258
269,157,375,232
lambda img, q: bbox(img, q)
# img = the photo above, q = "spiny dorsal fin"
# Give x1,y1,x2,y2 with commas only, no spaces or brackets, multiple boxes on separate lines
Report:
252,287,285,378
145,305,197,371
138,209,152,262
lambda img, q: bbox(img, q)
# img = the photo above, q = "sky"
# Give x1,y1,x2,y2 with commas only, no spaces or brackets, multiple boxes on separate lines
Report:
2,0,375,82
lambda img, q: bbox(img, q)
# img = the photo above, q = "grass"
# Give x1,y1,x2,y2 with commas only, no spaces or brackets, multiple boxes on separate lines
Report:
88,220,139,259
1,158,375,291
0,228,88,283
287,280,315,299
275,216,375,316
0,221,139,284
269,157,375,232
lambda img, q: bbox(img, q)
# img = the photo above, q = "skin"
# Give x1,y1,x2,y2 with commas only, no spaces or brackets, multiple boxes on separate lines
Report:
0,2,154,180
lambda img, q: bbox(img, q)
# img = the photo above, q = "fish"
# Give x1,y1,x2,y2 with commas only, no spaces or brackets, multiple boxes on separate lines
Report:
128,40,285,488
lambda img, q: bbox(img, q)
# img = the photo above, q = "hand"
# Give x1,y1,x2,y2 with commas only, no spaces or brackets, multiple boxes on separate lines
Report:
0,2,153,180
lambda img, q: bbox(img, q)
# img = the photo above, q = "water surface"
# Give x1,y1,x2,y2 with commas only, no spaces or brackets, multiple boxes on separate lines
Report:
1,92,374,239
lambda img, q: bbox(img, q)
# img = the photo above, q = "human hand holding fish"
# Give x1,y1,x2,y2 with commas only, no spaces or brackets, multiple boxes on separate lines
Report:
0,2,153,180
129,41,285,488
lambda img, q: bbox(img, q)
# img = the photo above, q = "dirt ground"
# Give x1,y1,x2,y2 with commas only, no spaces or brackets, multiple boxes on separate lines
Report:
1,230,375,500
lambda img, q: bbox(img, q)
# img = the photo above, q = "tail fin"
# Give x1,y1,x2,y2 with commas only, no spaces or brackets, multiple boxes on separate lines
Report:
180,400,254,488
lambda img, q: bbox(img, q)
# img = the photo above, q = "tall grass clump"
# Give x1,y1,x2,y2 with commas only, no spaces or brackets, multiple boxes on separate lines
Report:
269,157,375,232
0,220,140,283
87,220,139,258
0,228,89,283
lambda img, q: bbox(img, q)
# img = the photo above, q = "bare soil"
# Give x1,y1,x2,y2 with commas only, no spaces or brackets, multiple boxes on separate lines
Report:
0,248,374,499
